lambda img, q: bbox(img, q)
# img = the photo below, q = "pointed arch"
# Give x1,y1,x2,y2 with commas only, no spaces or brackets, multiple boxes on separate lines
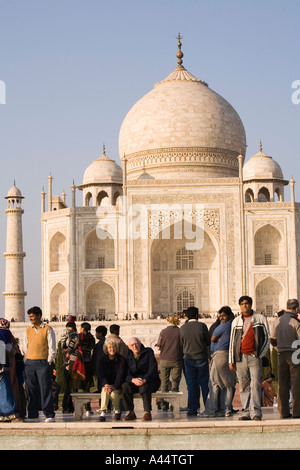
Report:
96,190,109,206
274,187,283,202
150,219,220,316
50,282,67,320
85,229,114,269
254,224,283,265
85,191,93,207
258,187,270,202
245,188,254,202
49,232,67,272
85,280,115,320
255,276,284,316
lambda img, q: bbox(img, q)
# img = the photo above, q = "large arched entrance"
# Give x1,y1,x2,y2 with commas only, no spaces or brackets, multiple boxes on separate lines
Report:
150,220,220,316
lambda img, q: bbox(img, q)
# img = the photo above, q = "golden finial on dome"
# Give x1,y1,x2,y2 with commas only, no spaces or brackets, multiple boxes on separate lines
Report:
103,143,106,155
259,139,263,153
176,33,184,68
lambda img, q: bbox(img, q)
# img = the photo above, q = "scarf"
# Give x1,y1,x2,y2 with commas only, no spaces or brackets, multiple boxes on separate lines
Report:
73,333,86,380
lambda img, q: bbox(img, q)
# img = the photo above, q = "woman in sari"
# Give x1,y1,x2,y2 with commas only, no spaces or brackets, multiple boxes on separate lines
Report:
0,318,21,422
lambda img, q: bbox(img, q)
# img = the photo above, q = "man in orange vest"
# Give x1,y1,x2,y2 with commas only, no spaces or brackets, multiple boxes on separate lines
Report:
24,306,56,422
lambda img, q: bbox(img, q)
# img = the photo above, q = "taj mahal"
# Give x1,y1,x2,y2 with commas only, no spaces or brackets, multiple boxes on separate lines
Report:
3,36,300,323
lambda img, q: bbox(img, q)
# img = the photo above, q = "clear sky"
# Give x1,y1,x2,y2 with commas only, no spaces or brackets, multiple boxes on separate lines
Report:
0,0,299,317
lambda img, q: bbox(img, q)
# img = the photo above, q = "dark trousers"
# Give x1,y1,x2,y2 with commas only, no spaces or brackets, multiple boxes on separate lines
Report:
62,366,74,413
278,351,300,418
122,380,160,413
24,359,55,419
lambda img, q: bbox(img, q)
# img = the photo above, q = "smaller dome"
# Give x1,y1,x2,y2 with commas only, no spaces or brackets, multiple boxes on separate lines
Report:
243,145,283,181
82,146,123,186
5,183,23,199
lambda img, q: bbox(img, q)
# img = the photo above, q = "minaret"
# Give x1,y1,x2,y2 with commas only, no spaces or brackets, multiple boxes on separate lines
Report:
3,183,27,321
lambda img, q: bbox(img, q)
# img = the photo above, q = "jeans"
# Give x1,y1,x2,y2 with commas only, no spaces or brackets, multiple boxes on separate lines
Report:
184,358,209,414
236,354,262,418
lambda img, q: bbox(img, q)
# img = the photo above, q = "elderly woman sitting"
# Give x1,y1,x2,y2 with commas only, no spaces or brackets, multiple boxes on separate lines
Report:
98,338,127,422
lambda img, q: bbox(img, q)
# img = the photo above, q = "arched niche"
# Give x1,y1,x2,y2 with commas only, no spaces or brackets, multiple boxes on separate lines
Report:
85,229,114,269
245,188,254,202
255,276,284,316
96,190,109,206
274,187,284,202
85,280,115,320
254,224,283,265
49,232,68,272
50,282,67,320
258,187,270,202
113,191,121,207
85,192,93,207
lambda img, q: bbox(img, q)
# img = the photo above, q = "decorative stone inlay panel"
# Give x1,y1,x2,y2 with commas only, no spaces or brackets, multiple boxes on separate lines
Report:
175,285,197,295
254,272,287,287
83,223,97,237
126,147,240,172
149,208,220,240
253,219,285,235
48,226,68,240
245,202,292,209
49,278,68,291
84,275,117,291
133,238,143,307
128,177,240,186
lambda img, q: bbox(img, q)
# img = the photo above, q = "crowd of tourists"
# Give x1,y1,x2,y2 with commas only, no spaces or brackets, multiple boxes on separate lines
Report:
1,296,300,423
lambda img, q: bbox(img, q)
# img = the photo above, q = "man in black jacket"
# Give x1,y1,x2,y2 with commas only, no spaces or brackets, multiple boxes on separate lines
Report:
180,306,211,416
122,337,161,421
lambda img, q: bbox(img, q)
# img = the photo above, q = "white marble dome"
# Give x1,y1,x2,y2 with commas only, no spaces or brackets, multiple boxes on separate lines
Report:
243,148,284,181
82,148,123,186
5,183,23,199
119,61,246,180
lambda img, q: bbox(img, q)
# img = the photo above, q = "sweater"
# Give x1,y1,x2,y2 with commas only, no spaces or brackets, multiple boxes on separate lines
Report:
156,325,183,362
26,324,52,360
180,320,211,360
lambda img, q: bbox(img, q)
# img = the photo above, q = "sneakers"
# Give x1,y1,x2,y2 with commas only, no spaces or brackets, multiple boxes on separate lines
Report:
44,417,55,423
123,411,137,421
114,412,122,421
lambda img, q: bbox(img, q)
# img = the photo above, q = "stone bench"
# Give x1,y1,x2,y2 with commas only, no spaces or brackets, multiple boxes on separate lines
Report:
71,391,183,420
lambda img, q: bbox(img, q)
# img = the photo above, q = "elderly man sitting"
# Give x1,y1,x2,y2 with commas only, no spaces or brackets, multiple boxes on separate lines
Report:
122,337,161,421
